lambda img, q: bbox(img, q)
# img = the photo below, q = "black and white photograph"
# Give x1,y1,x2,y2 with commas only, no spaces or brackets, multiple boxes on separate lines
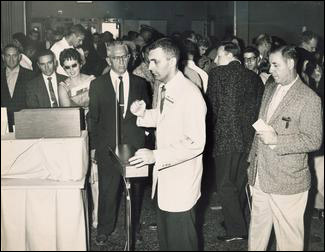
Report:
1,1,324,251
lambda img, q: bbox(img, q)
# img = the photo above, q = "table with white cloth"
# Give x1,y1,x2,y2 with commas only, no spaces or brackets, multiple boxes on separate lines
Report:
1,131,89,251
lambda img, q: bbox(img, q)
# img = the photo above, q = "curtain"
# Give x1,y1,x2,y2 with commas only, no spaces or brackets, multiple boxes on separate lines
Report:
1,1,26,50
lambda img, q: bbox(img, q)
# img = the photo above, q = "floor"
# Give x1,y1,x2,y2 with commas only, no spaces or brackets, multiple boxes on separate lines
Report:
88,180,324,251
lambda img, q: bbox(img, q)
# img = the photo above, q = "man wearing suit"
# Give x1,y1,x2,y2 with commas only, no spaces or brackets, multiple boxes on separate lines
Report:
88,41,150,246
247,45,323,251
1,44,35,132
26,49,67,108
206,42,264,242
129,38,207,251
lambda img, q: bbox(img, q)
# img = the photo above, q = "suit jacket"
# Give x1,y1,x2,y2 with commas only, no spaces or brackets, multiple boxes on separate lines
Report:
248,77,323,194
1,66,35,130
89,72,150,155
137,71,207,212
26,73,67,108
206,61,264,156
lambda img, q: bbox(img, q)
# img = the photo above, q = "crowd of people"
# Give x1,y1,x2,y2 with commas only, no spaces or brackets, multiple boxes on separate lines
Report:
1,23,324,251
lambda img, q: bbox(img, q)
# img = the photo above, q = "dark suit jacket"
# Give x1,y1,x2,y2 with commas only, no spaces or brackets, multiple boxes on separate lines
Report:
89,72,151,158
1,66,35,130
206,61,264,156
26,73,67,108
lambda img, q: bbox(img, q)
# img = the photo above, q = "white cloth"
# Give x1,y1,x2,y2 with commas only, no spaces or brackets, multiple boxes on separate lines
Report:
42,73,59,107
1,131,88,181
6,65,20,98
51,37,73,76
110,70,130,117
248,175,308,251
89,162,99,228
314,155,324,209
186,60,209,93
20,53,33,71
137,71,207,212
266,75,298,122
1,178,87,251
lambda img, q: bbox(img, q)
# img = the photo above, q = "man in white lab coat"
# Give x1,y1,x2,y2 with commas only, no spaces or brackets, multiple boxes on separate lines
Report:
129,38,207,251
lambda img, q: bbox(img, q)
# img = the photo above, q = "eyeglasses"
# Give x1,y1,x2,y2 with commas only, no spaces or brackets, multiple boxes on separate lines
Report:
110,54,130,61
244,57,257,63
63,63,78,70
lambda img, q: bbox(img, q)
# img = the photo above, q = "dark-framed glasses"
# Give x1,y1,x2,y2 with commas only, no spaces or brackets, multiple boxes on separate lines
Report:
63,63,78,70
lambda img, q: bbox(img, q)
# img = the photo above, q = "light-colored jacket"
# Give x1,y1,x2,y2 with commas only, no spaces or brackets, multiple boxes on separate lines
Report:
248,77,323,194
137,71,207,212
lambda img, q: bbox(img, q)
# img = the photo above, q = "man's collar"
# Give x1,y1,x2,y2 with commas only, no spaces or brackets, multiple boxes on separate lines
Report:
6,65,20,73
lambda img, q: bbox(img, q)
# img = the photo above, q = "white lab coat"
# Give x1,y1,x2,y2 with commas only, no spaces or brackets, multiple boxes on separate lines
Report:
137,71,207,212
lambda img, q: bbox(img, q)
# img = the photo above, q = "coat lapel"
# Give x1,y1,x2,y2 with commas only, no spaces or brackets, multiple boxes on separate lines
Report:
38,76,52,107
124,74,135,121
268,78,301,124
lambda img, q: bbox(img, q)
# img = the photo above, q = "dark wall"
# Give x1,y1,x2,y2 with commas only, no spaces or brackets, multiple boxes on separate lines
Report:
28,1,324,46
246,1,324,46
28,1,209,35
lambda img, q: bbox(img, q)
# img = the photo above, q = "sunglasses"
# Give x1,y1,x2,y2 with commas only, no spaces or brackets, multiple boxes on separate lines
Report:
63,63,78,70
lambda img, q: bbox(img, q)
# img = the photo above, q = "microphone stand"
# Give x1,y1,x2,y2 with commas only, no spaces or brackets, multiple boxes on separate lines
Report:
115,82,132,251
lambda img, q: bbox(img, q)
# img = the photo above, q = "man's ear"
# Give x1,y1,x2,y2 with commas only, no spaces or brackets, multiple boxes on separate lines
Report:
169,57,177,68
287,58,295,70
106,57,112,66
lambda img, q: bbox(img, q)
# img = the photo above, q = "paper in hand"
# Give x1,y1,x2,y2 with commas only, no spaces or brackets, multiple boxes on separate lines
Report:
252,119,276,149
252,119,274,132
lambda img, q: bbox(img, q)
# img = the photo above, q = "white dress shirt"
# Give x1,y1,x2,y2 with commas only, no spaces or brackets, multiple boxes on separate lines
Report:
6,66,20,98
42,73,59,107
266,75,298,122
51,37,73,76
110,70,130,118
186,60,209,93
20,53,33,71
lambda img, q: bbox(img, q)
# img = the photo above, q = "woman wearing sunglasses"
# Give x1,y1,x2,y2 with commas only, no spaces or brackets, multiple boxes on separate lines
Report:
58,48,95,107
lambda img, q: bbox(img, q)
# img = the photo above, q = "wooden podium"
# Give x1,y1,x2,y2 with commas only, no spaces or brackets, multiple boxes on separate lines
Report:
108,144,148,251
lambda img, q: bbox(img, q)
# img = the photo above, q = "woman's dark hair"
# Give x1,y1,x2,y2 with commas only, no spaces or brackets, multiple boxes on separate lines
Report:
59,48,82,67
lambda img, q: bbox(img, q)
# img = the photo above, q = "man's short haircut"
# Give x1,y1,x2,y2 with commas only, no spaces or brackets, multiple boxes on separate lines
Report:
243,46,260,58
36,49,55,62
254,33,272,46
59,48,82,67
106,40,129,57
270,45,298,68
12,32,27,49
148,37,180,62
3,43,20,54
181,39,199,59
219,41,241,59
67,24,86,37
300,31,318,44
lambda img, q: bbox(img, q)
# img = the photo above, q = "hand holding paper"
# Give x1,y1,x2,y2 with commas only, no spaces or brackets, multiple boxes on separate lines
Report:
253,119,277,148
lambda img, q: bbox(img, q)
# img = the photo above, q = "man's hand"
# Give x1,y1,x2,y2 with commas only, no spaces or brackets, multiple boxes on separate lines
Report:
130,100,146,117
128,148,155,168
257,130,278,145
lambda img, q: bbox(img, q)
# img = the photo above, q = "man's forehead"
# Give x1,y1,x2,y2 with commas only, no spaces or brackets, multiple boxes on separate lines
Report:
244,52,255,58
39,54,54,63
5,47,19,54
269,52,284,63
148,48,165,58
111,45,127,55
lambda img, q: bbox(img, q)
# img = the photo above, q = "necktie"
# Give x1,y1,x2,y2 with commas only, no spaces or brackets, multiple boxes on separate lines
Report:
160,85,166,114
47,77,58,107
117,76,124,143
